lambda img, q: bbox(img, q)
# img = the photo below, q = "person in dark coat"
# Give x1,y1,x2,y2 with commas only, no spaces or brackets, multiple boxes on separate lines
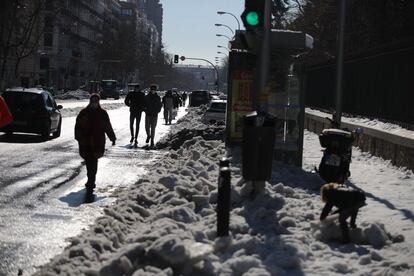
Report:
320,183,366,243
171,91,182,120
162,90,174,125
144,85,162,148
75,94,116,192
124,84,145,145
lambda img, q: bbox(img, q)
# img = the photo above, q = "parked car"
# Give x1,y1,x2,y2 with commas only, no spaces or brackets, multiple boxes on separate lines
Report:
189,90,211,107
202,99,227,124
101,80,119,99
0,87,63,139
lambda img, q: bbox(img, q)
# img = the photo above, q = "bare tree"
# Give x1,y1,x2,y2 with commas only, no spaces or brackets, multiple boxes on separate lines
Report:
0,0,45,88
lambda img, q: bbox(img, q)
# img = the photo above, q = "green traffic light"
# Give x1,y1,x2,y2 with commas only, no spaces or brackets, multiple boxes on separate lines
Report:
246,11,259,26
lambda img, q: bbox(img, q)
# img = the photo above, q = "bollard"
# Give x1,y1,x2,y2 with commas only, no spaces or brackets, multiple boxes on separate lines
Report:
217,166,231,237
219,157,230,168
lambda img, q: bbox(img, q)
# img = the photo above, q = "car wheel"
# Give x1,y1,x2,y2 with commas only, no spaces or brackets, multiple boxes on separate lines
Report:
42,121,51,140
52,118,62,138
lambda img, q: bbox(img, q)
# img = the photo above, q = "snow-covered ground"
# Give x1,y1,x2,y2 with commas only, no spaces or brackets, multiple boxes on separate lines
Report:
33,107,414,275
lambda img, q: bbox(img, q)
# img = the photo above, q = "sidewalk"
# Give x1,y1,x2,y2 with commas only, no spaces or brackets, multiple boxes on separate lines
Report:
34,107,414,275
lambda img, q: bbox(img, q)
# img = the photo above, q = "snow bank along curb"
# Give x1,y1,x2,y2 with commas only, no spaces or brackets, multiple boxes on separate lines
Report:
305,110,414,171
60,102,125,118
34,107,410,275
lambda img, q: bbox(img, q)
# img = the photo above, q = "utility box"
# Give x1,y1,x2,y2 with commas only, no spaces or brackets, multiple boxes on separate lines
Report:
242,111,276,181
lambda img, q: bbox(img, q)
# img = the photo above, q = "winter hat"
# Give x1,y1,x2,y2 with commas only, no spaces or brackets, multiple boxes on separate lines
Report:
90,93,100,101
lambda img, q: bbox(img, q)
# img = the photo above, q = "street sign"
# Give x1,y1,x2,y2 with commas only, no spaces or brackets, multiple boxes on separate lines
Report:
180,56,186,61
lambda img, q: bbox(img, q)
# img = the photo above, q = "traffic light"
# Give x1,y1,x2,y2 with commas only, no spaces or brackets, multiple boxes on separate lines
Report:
241,0,265,29
174,54,179,63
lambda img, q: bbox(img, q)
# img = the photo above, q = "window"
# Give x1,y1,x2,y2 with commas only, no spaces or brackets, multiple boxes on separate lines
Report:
121,9,132,16
44,33,53,47
40,57,49,70
45,94,55,108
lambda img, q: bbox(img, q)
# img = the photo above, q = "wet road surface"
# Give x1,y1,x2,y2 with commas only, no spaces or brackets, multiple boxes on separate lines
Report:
0,103,181,275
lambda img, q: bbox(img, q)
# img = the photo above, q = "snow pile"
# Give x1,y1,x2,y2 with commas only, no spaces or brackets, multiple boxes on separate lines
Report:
157,106,225,150
60,103,125,118
55,89,91,100
34,108,413,275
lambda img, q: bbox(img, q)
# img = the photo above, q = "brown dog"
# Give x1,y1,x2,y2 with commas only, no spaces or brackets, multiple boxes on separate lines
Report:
320,183,366,243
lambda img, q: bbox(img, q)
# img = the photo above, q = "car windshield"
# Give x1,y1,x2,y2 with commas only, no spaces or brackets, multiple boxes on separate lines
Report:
3,92,43,110
210,102,226,110
102,81,117,88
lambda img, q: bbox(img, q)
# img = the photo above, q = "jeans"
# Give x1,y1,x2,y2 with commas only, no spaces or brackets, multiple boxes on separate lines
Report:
129,112,142,139
145,115,158,143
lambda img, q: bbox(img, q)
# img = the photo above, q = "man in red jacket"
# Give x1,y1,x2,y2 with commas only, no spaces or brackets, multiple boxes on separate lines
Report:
75,94,116,194
0,95,13,128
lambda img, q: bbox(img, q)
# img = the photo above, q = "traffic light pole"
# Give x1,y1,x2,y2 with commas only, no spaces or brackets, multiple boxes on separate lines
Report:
249,0,272,194
253,0,271,112
333,0,346,126
180,57,220,92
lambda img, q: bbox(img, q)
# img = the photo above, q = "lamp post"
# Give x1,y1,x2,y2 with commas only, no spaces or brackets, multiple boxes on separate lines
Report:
217,11,241,30
215,23,234,35
216,34,231,40
217,51,229,59
217,45,230,51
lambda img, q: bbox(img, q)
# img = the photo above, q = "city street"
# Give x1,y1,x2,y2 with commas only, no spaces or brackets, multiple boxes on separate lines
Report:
0,102,185,275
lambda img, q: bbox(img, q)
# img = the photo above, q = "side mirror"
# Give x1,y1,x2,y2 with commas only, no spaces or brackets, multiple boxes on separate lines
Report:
57,105,63,110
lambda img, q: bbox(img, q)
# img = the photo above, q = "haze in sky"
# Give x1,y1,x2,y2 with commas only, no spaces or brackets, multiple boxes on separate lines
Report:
160,0,244,66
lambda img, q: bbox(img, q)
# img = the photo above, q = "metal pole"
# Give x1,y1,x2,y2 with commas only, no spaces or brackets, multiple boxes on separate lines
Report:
253,0,272,112
220,24,234,35
184,57,220,91
334,0,346,126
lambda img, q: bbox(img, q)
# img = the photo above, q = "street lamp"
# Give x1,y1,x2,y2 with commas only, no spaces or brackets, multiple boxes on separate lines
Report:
216,34,231,40
217,51,228,58
214,23,234,35
217,45,230,51
217,11,241,30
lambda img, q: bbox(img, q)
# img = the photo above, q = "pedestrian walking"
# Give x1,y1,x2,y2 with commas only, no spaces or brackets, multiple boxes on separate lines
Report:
172,91,182,119
162,90,174,125
0,95,13,128
182,91,187,105
144,85,162,148
75,94,116,194
124,84,145,146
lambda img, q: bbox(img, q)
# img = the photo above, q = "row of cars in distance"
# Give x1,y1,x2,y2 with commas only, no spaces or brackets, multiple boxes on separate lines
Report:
0,87,63,139
0,87,228,140
188,90,227,124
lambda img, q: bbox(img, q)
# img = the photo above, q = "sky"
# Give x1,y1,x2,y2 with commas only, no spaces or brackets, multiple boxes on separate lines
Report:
159,0,245,66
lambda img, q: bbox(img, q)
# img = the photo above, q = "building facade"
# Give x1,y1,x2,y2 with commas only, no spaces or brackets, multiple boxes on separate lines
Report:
13,0,162,90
